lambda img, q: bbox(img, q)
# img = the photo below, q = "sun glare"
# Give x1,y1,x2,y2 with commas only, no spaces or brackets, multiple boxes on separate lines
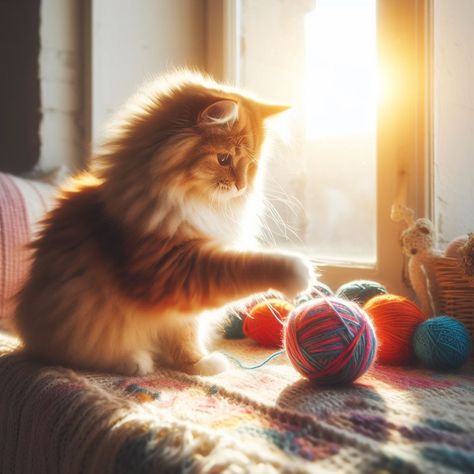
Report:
304,0,377,140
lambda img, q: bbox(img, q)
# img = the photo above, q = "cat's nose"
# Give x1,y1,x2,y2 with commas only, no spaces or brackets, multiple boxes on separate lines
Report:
234,173,247,191
233,160,248,191
235,181,246,191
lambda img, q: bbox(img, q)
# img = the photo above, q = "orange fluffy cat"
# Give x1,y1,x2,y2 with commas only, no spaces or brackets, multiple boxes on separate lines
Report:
15,72,314,376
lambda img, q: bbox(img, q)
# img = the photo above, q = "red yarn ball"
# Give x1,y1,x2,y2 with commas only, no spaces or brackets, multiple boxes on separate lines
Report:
364,294,427,365
243,299,294,348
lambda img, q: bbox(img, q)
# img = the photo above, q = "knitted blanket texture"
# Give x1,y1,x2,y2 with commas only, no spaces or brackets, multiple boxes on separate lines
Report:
0,332,473,473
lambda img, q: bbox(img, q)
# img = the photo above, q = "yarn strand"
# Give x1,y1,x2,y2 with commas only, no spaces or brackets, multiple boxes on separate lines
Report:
222,350,285,369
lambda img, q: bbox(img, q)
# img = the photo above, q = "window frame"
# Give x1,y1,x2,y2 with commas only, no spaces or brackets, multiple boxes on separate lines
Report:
206,0,433,294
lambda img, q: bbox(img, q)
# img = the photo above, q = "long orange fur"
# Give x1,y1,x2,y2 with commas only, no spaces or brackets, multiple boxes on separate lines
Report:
15,71,314,375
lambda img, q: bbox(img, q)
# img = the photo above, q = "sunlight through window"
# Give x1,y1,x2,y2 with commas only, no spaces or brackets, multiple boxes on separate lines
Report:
304,0,377,139
240,0,377,264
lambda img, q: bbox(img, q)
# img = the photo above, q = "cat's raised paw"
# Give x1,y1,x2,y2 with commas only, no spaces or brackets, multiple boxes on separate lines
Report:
277,254,315,300
190,352,229,376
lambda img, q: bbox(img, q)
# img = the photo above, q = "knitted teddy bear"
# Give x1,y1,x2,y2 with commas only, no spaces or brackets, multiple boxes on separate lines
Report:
392,204,441,315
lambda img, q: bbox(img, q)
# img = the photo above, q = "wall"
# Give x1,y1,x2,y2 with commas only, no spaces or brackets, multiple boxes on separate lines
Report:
39,0,85,172
38,0,206,170
91,0,206,145
434,0,474,244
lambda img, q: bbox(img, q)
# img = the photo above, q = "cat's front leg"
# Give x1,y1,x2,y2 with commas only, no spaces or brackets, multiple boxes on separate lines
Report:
126,241,315,313
269,252,316,299
202,247,316,303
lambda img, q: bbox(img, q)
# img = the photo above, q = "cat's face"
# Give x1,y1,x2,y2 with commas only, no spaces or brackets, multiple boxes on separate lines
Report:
186,98,287,203
133,81,289,208
97,73,288,233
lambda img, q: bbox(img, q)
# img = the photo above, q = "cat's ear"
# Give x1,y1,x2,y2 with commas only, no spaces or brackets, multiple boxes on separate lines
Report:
258,102,290,119
198,100,239,127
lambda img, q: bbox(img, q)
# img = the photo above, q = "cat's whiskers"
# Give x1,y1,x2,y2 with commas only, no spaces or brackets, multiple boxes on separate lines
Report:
256,215,278,246
264,191,303,214
261,197,299,241
265,200,302,243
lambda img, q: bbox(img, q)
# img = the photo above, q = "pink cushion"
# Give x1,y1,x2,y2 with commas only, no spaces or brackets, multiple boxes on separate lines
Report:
0,173,57,330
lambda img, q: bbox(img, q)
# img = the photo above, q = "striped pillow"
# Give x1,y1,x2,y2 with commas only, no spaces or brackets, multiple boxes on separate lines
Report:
0,173,57,331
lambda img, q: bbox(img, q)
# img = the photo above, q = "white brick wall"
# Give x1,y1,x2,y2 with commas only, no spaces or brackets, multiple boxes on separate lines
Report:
39,0,84,171
38,0,206,170
91,0,205,145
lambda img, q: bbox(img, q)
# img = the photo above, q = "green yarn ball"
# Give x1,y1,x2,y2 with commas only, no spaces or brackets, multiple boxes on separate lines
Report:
295,283,333,306
336,280,387,306
309,282,333,298
295,293,313,306
413,316,472,370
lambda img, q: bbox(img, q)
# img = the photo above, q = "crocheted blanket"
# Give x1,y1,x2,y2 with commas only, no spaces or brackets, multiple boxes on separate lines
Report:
1,331,473,474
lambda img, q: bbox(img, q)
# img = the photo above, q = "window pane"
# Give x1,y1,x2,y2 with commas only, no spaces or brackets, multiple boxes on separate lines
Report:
240,0,377,264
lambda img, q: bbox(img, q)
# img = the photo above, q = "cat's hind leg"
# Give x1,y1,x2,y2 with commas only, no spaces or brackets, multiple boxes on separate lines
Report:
155,316,229,375
113,349,155,376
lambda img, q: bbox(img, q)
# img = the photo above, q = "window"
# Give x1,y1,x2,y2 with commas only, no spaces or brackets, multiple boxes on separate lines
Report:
207,0,432,293
239,0,377,265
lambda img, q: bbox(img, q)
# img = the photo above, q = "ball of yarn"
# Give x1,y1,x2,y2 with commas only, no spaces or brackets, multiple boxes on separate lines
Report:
308,282,334,298
295,282,333,306
413,316,472,370
224,291,285,339
336,280,387,307
295,293,313,306
364,294,426,365
243,299,294,348
223,309,246,339
284,297,377,385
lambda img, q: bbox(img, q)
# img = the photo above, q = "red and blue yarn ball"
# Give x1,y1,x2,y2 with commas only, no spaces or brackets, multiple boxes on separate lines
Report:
413,316,472,370
284,297,377,385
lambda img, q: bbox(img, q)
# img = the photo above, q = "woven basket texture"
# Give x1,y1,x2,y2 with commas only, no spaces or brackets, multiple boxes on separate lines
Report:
423,255,474,337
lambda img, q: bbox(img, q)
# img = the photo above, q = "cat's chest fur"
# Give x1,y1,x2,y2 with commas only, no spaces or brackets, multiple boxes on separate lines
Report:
182,197,251,244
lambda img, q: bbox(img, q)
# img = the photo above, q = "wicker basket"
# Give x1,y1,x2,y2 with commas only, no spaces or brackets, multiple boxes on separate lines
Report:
423,255,474,338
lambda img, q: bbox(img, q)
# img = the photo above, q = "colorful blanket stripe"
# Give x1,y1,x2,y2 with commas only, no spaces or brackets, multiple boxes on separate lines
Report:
1,334,473,473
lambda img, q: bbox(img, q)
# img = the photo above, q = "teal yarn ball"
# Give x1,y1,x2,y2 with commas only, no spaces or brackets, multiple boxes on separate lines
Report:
336,280,387,306
223,309,246,339
295,293,313,306
295,283,333,306
309,282,333,298
413,316,472,370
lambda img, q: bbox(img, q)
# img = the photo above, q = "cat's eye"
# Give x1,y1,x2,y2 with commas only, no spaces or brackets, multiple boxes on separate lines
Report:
217,153,233,166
